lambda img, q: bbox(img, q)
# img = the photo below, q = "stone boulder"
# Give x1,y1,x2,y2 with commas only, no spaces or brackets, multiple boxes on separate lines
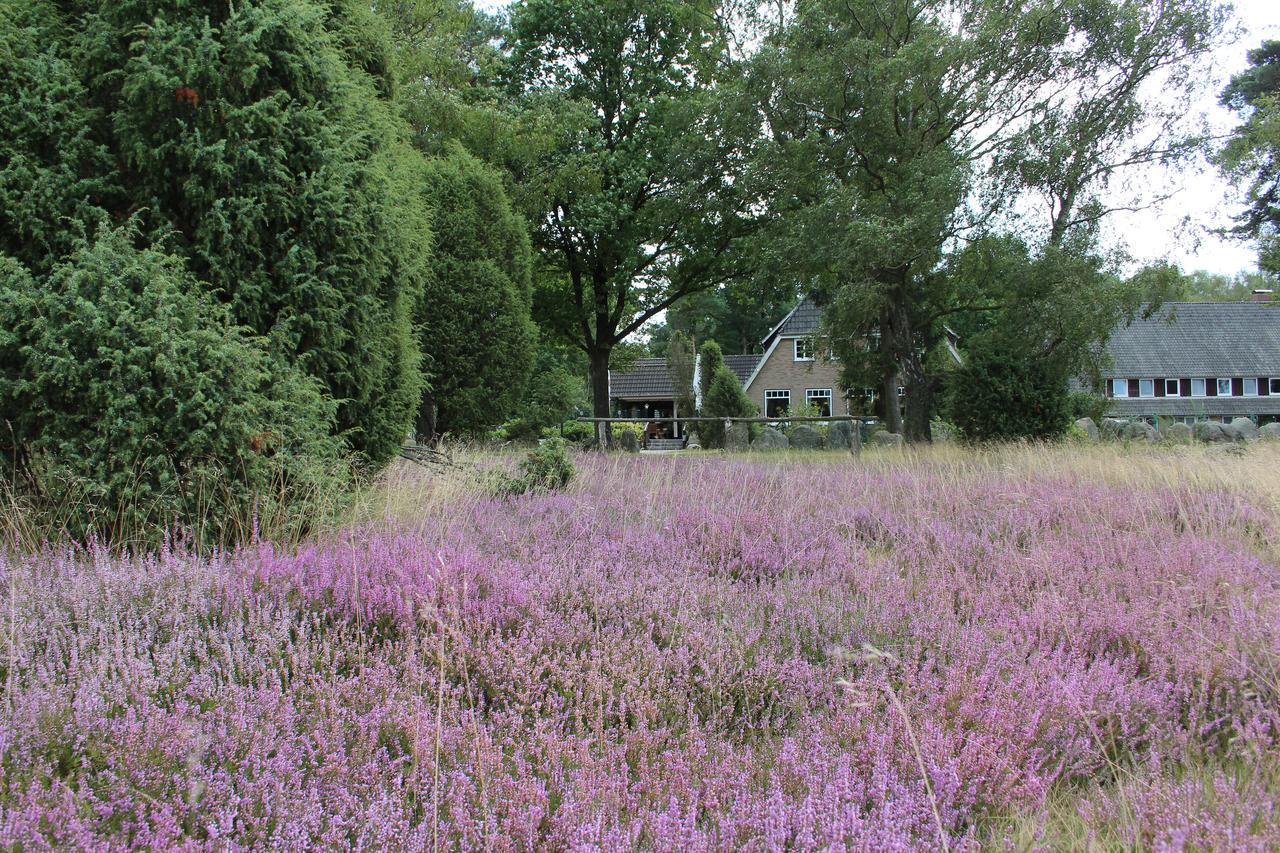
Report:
1121,420,1156,442
870,431,904,449
725,422,751,452
789,425,823,450
751,427,789,451
1101,418,1127,440
1163,421,1194,444
1193,421,1231,444
618,429,640,453
1229,417,1259,442
828,420,854,450
1259,422,1280,441
1074,417,1100,442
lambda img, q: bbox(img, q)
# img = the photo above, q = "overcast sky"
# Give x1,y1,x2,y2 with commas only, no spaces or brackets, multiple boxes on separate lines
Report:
477,0,1279,277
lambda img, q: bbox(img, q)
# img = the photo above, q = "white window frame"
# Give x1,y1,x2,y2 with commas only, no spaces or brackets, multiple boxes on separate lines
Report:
764,389,790,418
1244,378,1258,397
1138,379,1154,398
1165,378,1180,397
805,388,833,417
1217,378,1233,396
793,338,815,362
1191,379,1206,398
1272,378,1280,395
1112,379,1129,398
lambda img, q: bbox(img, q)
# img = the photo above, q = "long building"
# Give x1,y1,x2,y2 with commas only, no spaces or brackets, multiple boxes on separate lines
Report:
1099,296,1280,428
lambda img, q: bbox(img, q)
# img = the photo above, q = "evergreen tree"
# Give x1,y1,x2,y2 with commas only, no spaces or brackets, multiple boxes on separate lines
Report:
416,149,536,438
0,0,432,468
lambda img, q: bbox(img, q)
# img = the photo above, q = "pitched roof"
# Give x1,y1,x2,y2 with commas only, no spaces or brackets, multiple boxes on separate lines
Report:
762,296,822,344
725,354,762,384
609,353,763,401
609,358,672,400
1103,302,1280,377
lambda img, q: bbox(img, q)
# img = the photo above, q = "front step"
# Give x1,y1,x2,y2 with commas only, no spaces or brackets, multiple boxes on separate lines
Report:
644,438,686,451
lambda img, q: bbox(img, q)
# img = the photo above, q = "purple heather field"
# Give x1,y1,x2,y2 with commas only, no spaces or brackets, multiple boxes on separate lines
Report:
2,449,1279,850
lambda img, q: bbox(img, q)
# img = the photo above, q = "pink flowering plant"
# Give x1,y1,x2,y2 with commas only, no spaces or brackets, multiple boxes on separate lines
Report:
2,453,1278,849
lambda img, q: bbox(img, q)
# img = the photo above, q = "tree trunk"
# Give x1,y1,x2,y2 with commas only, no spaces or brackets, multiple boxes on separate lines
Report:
415,391,437,445
589,346,612,448
880,369,903,435
902,363,933,443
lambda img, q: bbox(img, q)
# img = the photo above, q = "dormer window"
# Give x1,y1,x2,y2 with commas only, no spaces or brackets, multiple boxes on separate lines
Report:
1217,378,1233,396
1192,379,1206,397
1138,379,1154,398
1244,378,1258,396
1165,379,1180,396
1111,379,1128,398
794,338,815,361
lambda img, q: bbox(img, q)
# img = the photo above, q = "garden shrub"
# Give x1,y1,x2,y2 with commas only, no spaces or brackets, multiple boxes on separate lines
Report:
492,439,575,496
610,422,646,444
945,344,1072,441
0,230,346,546
698,363,756,448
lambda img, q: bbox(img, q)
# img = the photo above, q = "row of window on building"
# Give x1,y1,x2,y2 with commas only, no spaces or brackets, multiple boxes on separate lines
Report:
1108,378,1280,399
765,388,832,417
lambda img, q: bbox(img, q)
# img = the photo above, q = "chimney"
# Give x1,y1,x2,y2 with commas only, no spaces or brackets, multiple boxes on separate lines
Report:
1252,289,1274,303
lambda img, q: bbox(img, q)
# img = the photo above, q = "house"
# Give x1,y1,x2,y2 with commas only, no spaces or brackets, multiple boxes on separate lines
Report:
609,355,762,438
608,298,849,431
1100,296,1280,427
739,297,849,418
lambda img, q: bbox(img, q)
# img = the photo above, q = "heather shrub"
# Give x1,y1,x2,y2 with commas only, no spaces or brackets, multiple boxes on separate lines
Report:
0,231,344,546
4,450,1280,848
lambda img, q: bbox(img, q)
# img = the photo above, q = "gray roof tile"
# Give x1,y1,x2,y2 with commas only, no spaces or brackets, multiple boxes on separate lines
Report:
610,353,762,401
1104,302,1280,378
767,297,822,342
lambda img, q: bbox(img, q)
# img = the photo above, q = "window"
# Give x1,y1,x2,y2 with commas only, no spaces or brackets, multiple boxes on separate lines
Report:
764,389,790,418
1245,378,1258,397
1217,378,1233,396
1272,378,1280,395
1112,379,1128,398
1165,379,1180,396
1139,379,1154,398
793,338,815,361
1191,379,1206,397
806,388,833,417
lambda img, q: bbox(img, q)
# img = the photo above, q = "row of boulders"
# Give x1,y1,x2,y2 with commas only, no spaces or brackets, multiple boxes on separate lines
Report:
1076,416,1280,445
723,420,901,452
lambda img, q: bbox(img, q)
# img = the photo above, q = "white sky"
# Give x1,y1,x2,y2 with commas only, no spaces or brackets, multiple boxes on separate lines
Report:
477,0,1280,277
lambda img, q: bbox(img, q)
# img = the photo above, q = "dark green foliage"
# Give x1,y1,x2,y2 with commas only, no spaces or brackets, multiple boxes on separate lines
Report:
416,150,536,438
945,346,1072,442
0,0,432,469
666,331,697,423
698,340,725,402
0,229,344,545
698,362,756,448
1218,40,1280,272
940,236,1158,441
494,439,575,496
502,341,587,442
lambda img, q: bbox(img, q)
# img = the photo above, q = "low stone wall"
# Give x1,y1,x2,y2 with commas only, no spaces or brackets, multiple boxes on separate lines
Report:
1076,416,1280,445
